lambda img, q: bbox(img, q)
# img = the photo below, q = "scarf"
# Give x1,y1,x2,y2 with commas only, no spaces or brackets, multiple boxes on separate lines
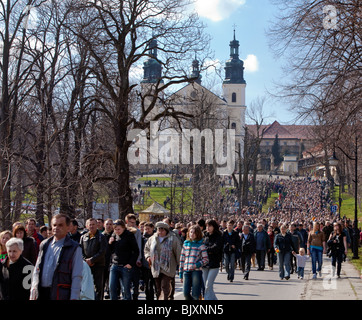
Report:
150,234,173,277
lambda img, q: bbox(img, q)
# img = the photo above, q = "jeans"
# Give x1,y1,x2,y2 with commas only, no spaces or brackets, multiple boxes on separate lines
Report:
297,267,305,278
183,270,203,300
109,265,134,300
224,252,236,281
277,251,291,279
202,268,219,300
310,247,323,275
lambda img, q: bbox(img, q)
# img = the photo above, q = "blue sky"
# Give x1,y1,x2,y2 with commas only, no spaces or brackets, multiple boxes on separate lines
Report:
193,0,298,125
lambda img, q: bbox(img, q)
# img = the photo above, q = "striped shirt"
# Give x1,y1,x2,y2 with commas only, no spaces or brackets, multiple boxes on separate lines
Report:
179,239,208,278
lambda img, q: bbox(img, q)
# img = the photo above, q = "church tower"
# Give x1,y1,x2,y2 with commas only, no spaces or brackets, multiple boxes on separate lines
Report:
141,38,163,85
222,29,246,142
141,38,164,121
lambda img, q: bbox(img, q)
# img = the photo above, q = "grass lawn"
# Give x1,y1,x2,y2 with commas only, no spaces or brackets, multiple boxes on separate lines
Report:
262,192,279,213
137,177,172,182
332,187,362,225
133,187,192,212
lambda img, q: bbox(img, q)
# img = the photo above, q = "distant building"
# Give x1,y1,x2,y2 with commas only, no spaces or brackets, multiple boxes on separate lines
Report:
247,120,315,173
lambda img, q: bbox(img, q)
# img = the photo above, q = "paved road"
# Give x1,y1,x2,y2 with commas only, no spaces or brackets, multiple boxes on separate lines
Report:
136,256,362,300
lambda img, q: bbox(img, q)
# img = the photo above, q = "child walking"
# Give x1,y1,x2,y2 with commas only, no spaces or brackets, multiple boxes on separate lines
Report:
292,248,309,279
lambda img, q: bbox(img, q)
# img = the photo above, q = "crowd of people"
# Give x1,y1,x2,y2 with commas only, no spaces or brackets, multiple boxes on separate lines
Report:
0,177,361,300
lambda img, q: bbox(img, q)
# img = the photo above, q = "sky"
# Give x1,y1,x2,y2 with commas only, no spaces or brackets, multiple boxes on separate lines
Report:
191,0,299,125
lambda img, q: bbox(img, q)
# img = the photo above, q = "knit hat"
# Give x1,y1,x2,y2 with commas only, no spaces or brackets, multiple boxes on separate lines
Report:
155,221,170,231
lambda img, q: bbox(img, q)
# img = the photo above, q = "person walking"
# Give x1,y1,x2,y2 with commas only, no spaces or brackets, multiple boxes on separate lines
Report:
102,219,114,299
179,225,208,300
307,221,326,279
0,238,33,300
274,224,295,280
240,225,256,280
222,220,241,282
267,226,275,270
289,223,303,274
202,219,223,300
254,223,271,271
144,221,181,300
108,219,139,300
292,248,309,279
125,214,143,300
30,214,83,300
141,222,156,300
80,218,107,300
327,223,348,278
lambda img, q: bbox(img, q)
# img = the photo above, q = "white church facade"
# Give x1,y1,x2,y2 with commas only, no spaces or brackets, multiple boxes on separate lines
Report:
132,31,247,173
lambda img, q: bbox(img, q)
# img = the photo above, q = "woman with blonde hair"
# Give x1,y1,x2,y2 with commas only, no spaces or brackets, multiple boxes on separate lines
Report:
307,221,326,279
0,230,12,263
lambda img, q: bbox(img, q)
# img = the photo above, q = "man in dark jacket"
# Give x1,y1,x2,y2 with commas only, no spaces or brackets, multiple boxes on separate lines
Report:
222,220,241,282
141,222,156,300
254,223,271,271
289,223,303,274
69,219,81,243
102,219,114,299
240,225,256,280
30,214,83,300
80,218,107,300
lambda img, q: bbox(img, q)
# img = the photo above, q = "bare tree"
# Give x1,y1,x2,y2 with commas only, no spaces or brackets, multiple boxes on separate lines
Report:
67,0,212,219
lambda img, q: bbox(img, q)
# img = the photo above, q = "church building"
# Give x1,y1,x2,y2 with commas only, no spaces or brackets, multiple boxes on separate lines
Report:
138,31,247,170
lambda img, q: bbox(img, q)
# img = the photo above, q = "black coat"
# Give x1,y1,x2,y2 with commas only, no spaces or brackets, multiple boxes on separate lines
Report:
222,230,241,254
240,233,256,255
80,230,107,267
22,236,37,265
110,229,140,268
203,231,223,268
0,256,33,300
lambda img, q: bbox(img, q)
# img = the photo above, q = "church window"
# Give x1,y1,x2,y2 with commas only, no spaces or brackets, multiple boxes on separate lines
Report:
231,122,236,129
232,92,237,103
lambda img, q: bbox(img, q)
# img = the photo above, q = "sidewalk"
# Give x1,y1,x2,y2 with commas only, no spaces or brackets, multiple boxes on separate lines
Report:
301,256,362,300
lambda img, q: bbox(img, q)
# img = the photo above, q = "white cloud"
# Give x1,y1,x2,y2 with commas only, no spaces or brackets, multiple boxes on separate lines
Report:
194,0,246,22
244,54,259,73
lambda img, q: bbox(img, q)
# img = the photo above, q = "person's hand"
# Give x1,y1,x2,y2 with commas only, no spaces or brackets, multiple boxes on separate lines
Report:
125,264,132,269
147,257,152,267
109,237,114,244
136,261,142,267
86,258,94,267
180,278,183,283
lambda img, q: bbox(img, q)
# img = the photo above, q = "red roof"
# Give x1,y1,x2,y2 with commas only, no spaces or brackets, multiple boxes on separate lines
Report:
247,121,314,140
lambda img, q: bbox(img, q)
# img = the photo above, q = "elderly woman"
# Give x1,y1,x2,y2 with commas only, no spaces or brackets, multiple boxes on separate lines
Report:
0,238,34,300
144,221,182,300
